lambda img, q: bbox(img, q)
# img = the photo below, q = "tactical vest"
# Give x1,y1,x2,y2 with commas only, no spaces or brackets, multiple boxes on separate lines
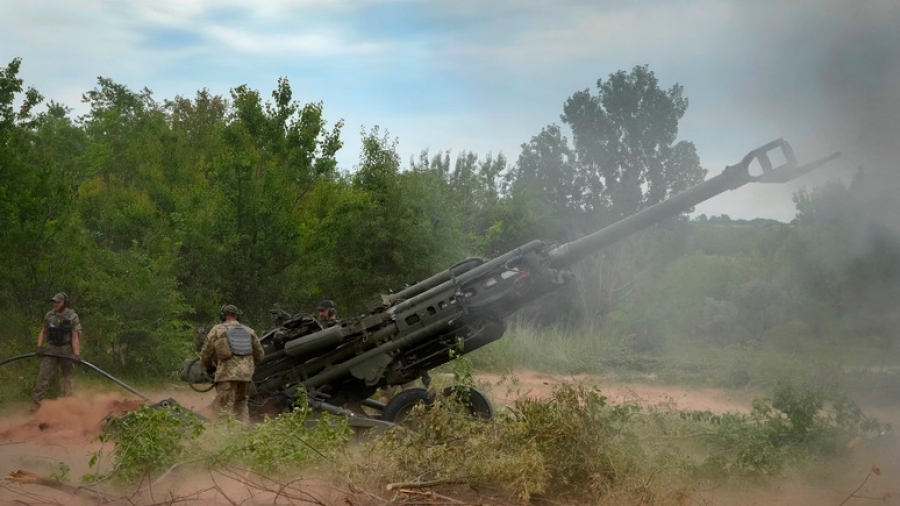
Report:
47,312,73,345
225,324,253,356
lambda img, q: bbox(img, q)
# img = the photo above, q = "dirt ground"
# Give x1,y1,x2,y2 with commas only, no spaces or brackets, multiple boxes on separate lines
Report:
1,371,899,505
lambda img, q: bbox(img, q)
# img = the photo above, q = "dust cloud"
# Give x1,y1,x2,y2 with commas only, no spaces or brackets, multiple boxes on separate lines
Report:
734,0,900,224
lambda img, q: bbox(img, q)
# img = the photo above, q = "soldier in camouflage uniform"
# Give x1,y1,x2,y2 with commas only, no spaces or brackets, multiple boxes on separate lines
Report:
200,305,264,423
32,292,82,411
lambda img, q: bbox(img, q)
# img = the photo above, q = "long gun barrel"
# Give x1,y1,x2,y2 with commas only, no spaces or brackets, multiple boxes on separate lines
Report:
182,139,841,424
549,139,840,268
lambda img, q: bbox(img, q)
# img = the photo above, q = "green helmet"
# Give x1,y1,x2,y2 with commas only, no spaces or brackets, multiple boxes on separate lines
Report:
220,304,240,321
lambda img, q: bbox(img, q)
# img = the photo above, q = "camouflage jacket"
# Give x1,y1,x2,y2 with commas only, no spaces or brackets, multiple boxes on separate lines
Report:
200,322,264,383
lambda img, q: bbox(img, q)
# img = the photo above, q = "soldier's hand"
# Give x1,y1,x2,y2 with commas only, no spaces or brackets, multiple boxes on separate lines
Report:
35,346,45,357
73,354,82,363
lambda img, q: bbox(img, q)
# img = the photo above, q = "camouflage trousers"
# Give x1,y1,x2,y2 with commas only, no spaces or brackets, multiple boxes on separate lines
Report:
32,345,76,405
215,381,251,423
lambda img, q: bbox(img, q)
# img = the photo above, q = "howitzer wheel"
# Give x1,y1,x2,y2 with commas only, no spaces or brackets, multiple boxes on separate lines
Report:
381,387,433,424
380,386,494,424
189,380,215,393
185,357,215,393
441,385,493,420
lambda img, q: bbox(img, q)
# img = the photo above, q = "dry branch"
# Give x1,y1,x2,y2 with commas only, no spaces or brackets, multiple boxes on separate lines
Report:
6,469,109,503
386,477,472,491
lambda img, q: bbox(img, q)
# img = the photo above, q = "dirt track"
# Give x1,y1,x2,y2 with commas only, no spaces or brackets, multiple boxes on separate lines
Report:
1,372,899,505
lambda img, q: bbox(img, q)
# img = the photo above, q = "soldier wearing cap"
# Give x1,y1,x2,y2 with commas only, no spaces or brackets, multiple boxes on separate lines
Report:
32,292,82,411
200,304,264,423
315,299,338,328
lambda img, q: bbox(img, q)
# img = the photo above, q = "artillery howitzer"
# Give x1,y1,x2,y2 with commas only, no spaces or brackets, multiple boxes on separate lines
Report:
183,139,839,429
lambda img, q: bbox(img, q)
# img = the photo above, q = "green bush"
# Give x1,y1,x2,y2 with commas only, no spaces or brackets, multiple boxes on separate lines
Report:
358,383,645,502
86,404,205,484
691,381,891,476
84,400,353,485
506,383,643,498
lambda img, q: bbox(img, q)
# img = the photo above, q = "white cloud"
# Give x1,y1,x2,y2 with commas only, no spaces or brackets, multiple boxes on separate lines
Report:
201,25,389,57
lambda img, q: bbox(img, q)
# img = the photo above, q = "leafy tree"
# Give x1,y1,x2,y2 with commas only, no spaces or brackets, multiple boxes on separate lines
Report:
409,149,508,256
177,78,344,321
301,127,471,312
696,297,740,344
732,279,787,342
77,78,177,252
786,176,900,342
164,89,228,181
561,64,705,220
78,244,194,376
0,59,86,335
512,125,582,236
504,66,707,330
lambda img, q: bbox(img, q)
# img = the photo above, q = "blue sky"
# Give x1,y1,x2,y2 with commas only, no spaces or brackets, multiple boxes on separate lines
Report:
3,0,898,221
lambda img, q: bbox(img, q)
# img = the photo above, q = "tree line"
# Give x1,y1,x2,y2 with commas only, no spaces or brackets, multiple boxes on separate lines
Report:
1,57,897,379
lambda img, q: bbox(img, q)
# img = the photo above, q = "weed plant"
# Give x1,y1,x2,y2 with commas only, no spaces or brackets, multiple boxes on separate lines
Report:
83,402,352,485
85,403,206,484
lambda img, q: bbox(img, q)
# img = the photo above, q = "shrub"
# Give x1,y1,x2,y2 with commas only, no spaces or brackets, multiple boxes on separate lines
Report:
86,404,205,484
358,383,645,502
85,400,353,485
696,381,891,476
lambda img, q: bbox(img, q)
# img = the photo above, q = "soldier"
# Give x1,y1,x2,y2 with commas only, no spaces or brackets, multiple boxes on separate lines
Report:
200,305,264,423
315,299,338,327
32,292,82,411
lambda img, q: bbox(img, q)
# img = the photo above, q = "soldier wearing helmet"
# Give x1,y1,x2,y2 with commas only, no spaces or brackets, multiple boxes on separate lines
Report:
315,299,338,328
32,292,82,411
200,304,265,423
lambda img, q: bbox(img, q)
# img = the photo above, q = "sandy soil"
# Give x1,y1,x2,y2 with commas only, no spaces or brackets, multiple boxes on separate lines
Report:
1,372,898,505
0,385,362,505
477,371,757,413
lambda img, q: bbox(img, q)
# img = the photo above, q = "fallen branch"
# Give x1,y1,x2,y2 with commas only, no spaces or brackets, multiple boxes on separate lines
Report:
397,488,466,503
386,476,472,491
839,465,886,506
6,470,109,503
